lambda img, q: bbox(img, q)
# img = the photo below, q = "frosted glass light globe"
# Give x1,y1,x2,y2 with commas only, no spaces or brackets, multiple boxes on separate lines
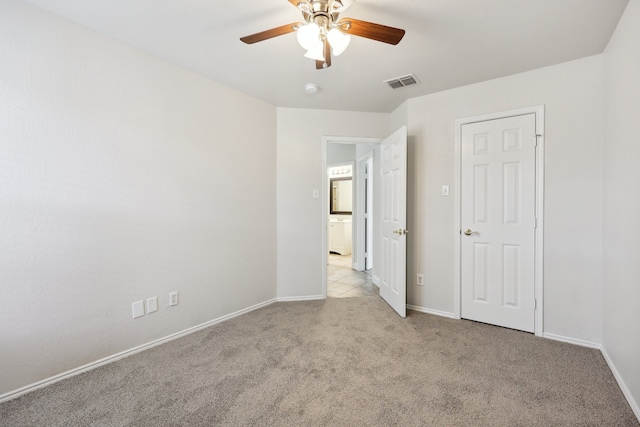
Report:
327,28,351,56
297,23,321,51
304,40,325,61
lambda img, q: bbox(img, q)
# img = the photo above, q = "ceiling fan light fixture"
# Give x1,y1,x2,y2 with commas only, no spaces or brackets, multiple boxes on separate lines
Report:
304,40,325,61
297,23,321,51
240,1,406,70
327,28,350,56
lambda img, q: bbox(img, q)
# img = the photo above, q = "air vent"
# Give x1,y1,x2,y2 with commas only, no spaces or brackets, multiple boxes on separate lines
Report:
384,73,419,89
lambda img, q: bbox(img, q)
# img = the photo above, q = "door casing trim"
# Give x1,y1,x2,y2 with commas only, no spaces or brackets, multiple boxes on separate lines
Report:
356,152,374,272
453,106,545,336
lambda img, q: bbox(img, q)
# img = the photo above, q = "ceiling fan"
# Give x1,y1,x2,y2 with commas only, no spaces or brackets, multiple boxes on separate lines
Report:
240,0,405,70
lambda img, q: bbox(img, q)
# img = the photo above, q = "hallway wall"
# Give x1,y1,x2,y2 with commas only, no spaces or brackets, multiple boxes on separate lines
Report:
327,143,356,164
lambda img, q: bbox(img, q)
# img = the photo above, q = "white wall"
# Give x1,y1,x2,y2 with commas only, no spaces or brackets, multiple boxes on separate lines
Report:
0,0,277,396
403,55,605,343
276,108,389,298
603,0,640,415
390,101,408,131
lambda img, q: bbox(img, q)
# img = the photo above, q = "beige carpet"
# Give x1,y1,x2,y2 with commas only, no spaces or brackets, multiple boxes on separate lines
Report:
1,297,637,426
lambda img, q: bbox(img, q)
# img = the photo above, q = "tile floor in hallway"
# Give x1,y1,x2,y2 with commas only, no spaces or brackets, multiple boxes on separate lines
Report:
327,254,379,298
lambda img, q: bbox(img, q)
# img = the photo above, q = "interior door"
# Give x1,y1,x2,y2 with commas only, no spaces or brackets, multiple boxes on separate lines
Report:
461,114,536,332
379,127,408,317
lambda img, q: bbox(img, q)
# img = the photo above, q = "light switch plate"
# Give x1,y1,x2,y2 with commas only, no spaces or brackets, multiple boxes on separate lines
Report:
312,189,319,199
132,301,145,319
146,297,158,313
169,291,179,306
442,185,450,196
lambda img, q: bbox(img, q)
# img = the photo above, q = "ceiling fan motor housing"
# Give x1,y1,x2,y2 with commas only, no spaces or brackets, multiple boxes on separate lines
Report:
300,1,340,33
299,0,344,17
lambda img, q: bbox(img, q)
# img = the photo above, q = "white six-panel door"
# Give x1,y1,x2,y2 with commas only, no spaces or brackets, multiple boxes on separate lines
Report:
461,114,536,332
379,127,407,318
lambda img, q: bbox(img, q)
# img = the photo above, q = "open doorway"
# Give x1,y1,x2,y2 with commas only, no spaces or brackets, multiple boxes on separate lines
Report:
322,128,408,315
324,139,380,299
326,254,376,298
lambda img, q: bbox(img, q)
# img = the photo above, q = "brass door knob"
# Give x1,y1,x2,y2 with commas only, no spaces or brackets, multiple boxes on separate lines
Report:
464,229,474,236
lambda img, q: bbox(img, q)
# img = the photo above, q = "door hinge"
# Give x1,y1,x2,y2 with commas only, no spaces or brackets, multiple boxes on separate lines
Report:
364,252,368,258
534,299,537,310
534,218,538,229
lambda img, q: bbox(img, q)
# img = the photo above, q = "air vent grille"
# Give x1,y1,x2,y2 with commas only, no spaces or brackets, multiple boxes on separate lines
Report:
384,73,419,89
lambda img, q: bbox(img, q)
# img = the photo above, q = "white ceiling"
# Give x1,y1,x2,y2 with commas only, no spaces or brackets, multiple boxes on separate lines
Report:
22,0,629,113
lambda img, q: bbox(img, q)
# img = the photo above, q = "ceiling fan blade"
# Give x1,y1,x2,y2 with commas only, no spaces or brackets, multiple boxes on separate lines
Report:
316,38,332,69
338,17,405,45
240,23,300,44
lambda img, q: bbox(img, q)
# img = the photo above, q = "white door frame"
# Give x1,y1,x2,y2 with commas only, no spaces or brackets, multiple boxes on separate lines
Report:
322,136,382,299
356,151,374,272
453,106,545,336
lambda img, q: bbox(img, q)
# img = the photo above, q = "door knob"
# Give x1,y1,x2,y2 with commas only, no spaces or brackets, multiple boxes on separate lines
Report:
464,229,475,236
393,229,409,235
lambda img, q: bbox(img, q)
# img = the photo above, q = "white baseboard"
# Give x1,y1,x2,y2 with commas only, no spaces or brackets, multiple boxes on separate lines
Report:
541,332,601,349
601,347,640,422
406,304,458,319
276,295,325,302
0,298,277,404
372,275,380,286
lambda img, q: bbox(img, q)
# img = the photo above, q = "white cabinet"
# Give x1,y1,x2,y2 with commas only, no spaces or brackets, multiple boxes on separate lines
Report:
328,219,352,255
